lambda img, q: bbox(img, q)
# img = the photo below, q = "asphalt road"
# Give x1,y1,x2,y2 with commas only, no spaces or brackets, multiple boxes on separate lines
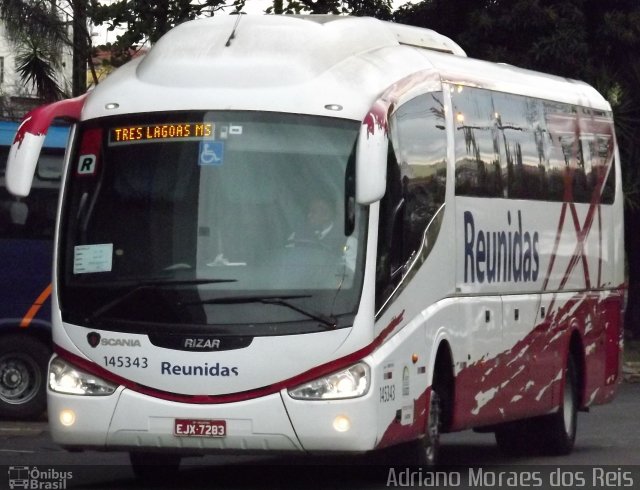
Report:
1,383,639,489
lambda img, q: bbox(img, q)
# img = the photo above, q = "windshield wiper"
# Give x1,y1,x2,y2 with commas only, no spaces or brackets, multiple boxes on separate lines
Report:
190,294,337,330
88,278,237,323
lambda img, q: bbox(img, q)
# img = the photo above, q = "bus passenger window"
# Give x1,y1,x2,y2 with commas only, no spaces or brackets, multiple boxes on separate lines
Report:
492,93,545,201
453,87,503,198
590,134,615,204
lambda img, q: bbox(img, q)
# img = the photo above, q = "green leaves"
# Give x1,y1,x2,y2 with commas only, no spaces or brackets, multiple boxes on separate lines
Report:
0,0,68,48
15,36,66,101
89,0,228,51
0,0,69,100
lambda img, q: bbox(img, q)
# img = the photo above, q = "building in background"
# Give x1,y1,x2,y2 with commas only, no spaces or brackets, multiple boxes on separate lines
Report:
88,46,146,89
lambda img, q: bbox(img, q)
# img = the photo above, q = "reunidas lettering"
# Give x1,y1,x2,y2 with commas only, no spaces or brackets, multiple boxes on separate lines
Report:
464,210,540,284
161,362,239,377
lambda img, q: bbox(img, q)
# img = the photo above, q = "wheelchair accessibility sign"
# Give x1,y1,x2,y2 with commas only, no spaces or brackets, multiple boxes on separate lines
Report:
199,140,224,166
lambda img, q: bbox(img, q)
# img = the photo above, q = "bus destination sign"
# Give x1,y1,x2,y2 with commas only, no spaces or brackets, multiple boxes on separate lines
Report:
109,122,214,145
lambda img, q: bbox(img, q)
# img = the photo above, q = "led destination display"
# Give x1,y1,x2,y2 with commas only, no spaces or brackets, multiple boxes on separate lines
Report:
109,122,214,144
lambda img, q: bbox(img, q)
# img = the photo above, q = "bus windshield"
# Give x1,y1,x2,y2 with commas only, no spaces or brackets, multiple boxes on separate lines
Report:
59,111,366,335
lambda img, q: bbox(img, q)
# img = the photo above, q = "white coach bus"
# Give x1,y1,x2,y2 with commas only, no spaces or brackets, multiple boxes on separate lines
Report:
6,15,624,473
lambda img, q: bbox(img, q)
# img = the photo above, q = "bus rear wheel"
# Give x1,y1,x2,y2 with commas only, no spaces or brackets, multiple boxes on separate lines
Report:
494,355,578,457
539,355,578,455
0,335,49,420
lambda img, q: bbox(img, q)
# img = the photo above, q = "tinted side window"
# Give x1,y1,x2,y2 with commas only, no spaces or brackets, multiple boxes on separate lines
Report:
376,92,447,310
544,102,587,202
453,87,504,198
587,132,615,204
493,93,546,200
393,92,447,257
453,87,616,204
542,101,571,201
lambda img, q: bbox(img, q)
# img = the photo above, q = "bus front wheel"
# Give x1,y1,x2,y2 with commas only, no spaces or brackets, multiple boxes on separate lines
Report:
423,388,442,465
391,387,442,466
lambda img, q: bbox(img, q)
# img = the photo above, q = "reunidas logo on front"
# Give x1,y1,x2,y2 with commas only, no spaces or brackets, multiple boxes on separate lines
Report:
7,466,72,489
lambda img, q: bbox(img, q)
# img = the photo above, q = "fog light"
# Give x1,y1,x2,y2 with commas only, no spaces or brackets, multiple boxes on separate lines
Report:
59,409,76,427
333,415,351,433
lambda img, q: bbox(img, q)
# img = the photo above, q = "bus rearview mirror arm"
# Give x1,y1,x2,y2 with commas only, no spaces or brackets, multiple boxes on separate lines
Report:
6,95,86,197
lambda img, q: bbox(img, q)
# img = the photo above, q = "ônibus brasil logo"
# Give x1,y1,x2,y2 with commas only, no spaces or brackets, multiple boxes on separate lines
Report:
8,466,72,489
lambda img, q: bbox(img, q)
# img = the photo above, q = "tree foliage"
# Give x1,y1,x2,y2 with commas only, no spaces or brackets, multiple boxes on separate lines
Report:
0,0,68,44
396,0,640,199
396,0,640,337
88,0,229,52
266,0,391,18
15,36,67,101
3,0,640,335
89,0,393,62
0,0,69,101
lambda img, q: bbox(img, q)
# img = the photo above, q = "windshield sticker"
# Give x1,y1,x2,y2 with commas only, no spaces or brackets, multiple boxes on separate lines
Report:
73,244,113,274
199,140,224,166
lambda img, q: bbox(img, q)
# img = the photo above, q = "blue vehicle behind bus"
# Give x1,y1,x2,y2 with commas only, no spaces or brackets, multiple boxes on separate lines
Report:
0,121,68,419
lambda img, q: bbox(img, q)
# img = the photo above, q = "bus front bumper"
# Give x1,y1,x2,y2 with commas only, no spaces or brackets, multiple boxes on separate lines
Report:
48,386,378,454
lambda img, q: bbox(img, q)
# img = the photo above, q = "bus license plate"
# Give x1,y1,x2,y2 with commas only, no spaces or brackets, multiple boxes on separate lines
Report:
174,419,226,437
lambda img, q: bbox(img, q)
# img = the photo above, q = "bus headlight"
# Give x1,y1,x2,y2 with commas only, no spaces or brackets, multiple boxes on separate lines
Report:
49,356,117,396
288,362,370,400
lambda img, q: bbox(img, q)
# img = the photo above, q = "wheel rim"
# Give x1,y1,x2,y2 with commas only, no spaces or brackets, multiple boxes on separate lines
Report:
0,353,41,405
425,390,441,464
563,369,575,437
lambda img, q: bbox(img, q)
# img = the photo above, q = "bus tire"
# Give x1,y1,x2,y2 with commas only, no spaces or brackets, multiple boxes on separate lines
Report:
422,388,442,466
539,355,578,455
0,335,49,420
129,452,181,481
390,387,442,466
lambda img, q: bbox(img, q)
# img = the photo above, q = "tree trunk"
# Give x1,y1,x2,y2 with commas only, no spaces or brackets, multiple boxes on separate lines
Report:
72,0,88,96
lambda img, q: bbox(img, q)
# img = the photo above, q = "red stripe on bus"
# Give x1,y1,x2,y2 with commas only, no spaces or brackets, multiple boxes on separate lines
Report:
20,283,53,328
53,311,405,404
14,95,86,145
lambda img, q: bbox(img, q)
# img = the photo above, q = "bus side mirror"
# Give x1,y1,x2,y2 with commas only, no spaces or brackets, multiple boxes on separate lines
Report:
6,134,46,197
6,95,86,197
355,121,388,205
